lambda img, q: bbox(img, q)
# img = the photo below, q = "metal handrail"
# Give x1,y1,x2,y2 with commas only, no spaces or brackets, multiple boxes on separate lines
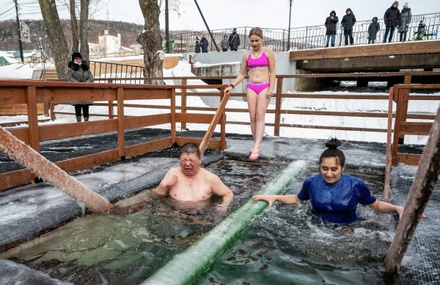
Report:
170,12,440,52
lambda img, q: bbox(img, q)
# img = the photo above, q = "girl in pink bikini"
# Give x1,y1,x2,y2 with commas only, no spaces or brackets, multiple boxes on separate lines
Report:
224,27,276,161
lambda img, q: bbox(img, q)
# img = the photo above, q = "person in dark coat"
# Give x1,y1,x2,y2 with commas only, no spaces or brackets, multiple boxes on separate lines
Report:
368,17,380,44
221,35,229,51
67,52,94,122
383,1,401,43
195,37,201,53
398,2,412,42
200,35,209,53
324,10,339,47
228,28,240,51
341,8,356,45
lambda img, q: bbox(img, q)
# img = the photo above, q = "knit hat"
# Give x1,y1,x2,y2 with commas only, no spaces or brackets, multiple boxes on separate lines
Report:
404,2,408,7
71,52,82,61
393,1,399,5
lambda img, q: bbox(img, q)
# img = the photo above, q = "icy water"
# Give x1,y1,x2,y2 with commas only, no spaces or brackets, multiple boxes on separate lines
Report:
1,160,398,285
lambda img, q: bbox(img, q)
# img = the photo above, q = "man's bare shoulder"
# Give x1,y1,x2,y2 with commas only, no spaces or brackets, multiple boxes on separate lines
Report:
199,168,221,182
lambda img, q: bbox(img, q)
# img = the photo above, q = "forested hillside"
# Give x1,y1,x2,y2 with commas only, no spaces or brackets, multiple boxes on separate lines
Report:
0,19,144,51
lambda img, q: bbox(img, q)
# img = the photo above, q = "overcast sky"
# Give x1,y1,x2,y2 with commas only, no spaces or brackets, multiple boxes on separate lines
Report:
0,0,438,31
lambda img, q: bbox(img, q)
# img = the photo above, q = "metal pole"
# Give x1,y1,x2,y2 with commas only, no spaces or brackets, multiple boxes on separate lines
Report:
14,0,24,62
165,0,170,53
194,0,219,52
287,0,293,51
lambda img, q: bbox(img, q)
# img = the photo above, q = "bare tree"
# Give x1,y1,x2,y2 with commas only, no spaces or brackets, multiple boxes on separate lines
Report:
79,0,90,57
137,0,164,83
38,0,70,80
69,0,79,52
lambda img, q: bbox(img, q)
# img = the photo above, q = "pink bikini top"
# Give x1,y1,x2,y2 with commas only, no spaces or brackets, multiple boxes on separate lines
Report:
247,49,269,70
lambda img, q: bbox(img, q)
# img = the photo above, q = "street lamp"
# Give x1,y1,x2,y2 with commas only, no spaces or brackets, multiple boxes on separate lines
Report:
287,0,294,51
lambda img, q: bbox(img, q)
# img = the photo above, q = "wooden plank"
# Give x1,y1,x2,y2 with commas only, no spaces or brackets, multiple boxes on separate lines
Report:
0,169,34,191
0,87,27,104
175,113,216,124
175,137,221,149
396,153,421,165
296,54,440,72
55,149,119,173
124,114,171,130
26,86,40,153
124,137,174,158
38,120,118,142
0,104,45,115
37,88,117,103
123,88,172,100
400,122,433,135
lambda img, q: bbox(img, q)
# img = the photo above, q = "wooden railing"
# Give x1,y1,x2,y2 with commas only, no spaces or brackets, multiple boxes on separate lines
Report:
1,72,439,191
390,83,440,165
87,71,439,137
0,80,226,191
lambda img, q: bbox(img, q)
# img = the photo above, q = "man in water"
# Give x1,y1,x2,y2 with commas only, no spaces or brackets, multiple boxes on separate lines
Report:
154,143,234,212
109,143,233,215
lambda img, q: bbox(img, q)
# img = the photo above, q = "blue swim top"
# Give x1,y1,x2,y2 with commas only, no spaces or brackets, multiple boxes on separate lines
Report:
297,173,377,224
247,49,269,70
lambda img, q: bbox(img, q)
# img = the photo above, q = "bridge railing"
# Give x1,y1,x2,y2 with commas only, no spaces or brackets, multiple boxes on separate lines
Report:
171,12,440,52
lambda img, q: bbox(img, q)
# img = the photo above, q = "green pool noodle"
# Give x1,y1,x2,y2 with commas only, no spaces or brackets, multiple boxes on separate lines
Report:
142,160,308,285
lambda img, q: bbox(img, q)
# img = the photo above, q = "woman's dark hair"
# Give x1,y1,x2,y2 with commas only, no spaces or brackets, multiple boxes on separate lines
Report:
318,138,346,167
180,142,201,158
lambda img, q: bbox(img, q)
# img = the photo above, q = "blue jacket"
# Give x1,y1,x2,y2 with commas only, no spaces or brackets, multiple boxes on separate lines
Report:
297,173,377,224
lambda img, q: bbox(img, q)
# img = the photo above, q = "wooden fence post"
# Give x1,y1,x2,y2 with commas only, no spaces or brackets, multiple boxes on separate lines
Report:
385,105,440,273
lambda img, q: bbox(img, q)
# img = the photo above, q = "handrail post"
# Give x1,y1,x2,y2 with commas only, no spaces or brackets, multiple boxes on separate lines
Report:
181,79,187,130
274,77,283,137
116,88,125,159
383,86,395,201
171,88,176,144
391,85,403,165
26,86,40,153
108,100,114,119
385,105,440,273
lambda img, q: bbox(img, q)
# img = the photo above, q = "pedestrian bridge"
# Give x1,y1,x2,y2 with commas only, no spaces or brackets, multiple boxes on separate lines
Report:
291,40,440,73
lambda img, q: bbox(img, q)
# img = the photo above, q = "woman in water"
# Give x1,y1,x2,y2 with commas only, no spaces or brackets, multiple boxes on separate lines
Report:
224,27,276,161
253,138,406,224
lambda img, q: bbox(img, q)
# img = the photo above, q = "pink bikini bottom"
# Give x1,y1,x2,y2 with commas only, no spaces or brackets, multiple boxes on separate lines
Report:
247,82,270,95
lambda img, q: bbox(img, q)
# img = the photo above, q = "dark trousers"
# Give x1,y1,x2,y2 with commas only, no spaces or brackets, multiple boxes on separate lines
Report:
344,28,354,45
383,26,396,42
74,104,89,118
399,32,408,42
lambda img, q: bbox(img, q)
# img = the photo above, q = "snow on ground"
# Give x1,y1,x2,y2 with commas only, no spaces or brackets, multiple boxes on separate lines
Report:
0,57,438,145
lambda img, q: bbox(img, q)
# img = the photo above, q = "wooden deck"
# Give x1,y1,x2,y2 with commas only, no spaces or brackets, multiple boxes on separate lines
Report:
291,40,440,72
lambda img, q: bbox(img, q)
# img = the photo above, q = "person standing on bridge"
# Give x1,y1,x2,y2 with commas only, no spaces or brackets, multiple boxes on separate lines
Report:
325,10,339,47
221,35,229,52
224,27,276,161
67,52,94,122
383,1,401,43
368,17,380,44
229,28,240,51
200,35,209,53
341,8,356,46
398,2,412,42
